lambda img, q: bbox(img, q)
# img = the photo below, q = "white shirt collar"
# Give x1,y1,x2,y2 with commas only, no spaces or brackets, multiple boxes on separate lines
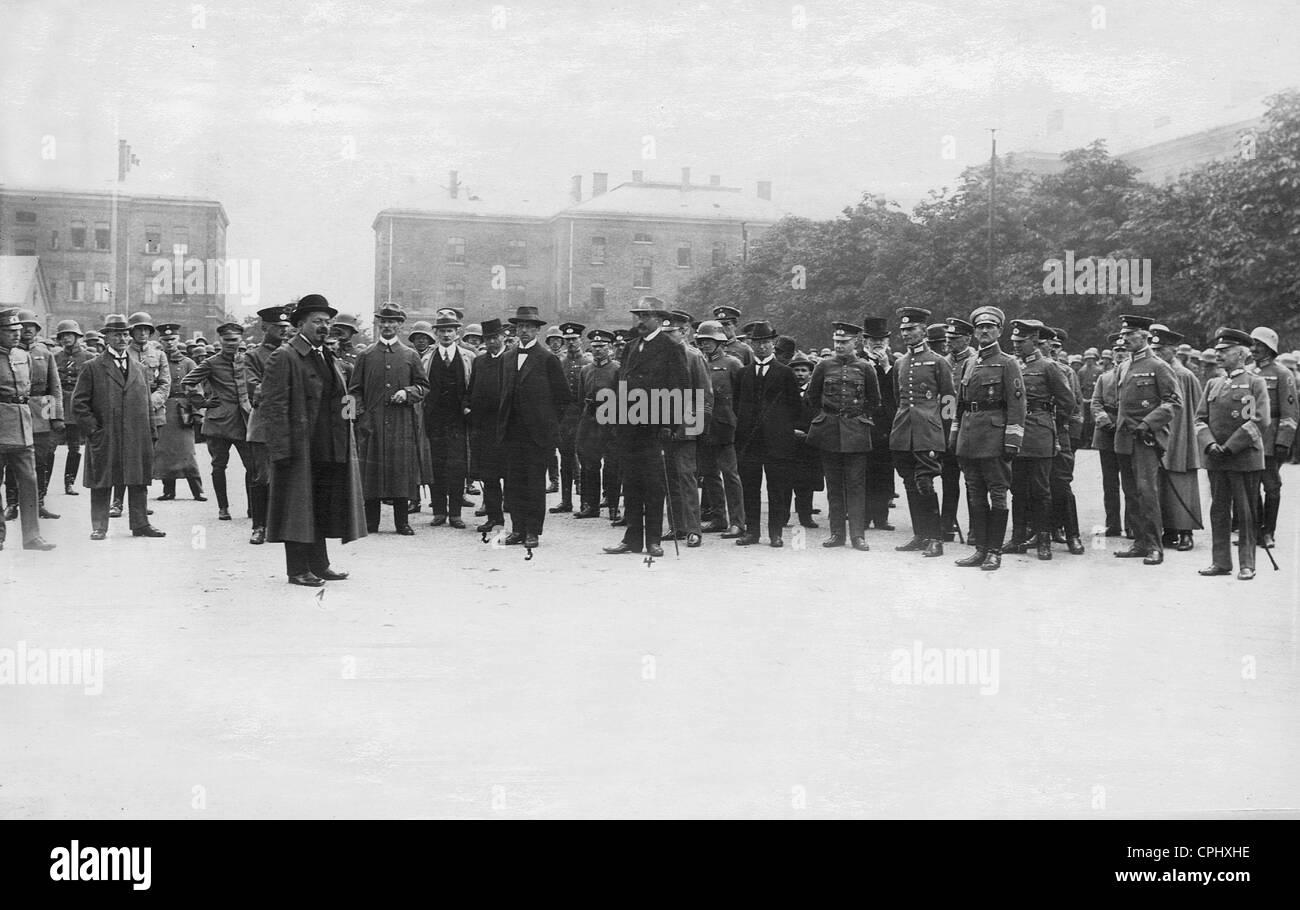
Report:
642,327,662,343
378,335,397,347
517,338,537,351
755,355,774,366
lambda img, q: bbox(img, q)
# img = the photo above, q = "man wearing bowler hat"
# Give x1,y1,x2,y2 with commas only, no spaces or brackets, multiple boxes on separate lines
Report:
603,298,690,556
262,294,366,584
732,319,802,548
1113,313,1180,564
1197,328,1270,580
420,311,472,528
890,307,956,558
466,318,509,532
498,305,568,548
1248,325,1297,548
241,305,293,543
71,314,166,541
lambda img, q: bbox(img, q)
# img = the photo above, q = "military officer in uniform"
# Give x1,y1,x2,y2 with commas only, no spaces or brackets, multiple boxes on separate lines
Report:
1113,314,1181,565
152,323,206,503
1091,333,1132,537
940,317,975,542
806,321,879,550
575,328,621,521
0,309,56,550
243,305,293,543
861,315,898,530
550,321,588,514
53,319,93,496
889,307,956,558
1005,320,1074,561
694,320,745,537
711,305,755,367
1248,326,1297,548
1197,328,1270,580
949,306,1024,570
2,310,63,521
184,321,255,522
1077,347,1103,445
329,313,363,381
1042,327,1085,555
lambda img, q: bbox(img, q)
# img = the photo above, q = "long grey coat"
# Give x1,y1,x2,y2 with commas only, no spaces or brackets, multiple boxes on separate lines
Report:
71,351,155,488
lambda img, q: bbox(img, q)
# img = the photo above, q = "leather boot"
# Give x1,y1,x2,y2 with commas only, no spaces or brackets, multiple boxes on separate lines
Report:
64,451,81,494
1176,531,1194,551
923,538,944,558
1004,526,1031,554
980,548,1002,571
985,509,1009,555
158,480,176,501
212,471,228,511
955,548,986,567
1036,531,1053,560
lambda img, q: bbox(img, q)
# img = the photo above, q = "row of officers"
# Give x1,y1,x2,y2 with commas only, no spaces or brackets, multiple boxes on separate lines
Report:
1,300,1292,585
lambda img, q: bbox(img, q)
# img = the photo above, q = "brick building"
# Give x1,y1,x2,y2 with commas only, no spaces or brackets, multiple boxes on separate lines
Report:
0,186,229,338
374,169,782,326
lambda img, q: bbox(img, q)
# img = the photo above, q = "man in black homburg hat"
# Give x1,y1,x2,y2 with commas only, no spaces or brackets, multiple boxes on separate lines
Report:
262,294,367,585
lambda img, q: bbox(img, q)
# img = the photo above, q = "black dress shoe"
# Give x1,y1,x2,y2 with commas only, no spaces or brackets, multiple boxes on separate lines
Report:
871,521,895,531
1143,550,1164,565
1261,532,1276,548
895,536,926,552
1067,536,1085,555
503,532,525,545
39,506,60,519
1176,532,1194,552
218,508,231,520
799,517,819,528
132,525,166,537
720,525,746,539
1036,533,1053,561
769,535,784,548
460,496,475,508
700,520,727,533
448,518,466,529
685,532,702,548
851,537,870,551
610,516,627,527
396,525,415,536
980,550,1002,571
1104,527,1123,537
923,539,944,558
1051,529,1068,544
646,544,664,558
108,505,122,518
523,534,539,548
90,529,106,540
548,502,572,513
366,525,379,534
429,515,447,527
941,532,956,542
546,481,559,494
1114,545,1147,558
193,494,208,502
408,502,422,514
249,527,266,545
603,542,639,554
822,534,846,548
65,484,80,496
317,568,349,580
955,549,986,567
735,534,760,546
23,537,56,551
474,507,488,517
289,572,324,587
574,507,600,519
1198,565,1232,576
157,492,176,501
1237,567,1256,581
476,520,498,533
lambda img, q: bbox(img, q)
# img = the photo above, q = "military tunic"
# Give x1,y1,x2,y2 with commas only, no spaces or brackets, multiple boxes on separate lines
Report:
1196,368,1270,572
1251,357,1298,538
1115,346,1180,555
349,340,429,500
153,352,200,479
807,353,880,539
952,342,1025,549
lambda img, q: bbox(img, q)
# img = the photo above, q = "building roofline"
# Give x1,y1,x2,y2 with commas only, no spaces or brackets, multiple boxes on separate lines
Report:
372,208,551,230
374,207,778,230
0,185,230,228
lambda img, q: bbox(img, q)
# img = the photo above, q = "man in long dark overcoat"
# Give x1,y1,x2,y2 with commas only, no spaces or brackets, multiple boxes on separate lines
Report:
467,318,508,532
262,295,367,586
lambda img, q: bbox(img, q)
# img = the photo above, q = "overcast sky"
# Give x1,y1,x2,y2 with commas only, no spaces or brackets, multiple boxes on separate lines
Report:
3,0,1299,318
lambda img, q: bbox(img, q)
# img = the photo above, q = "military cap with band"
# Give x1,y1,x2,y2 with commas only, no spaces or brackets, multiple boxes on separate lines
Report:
1037,324,1057,342
1009,318,1044,341
1119,314,1154,332
1050,327,1068,345
258,305,293,326
712,305,741,321
944,317,974,336
0,308,21,329
896,306,931,327
831,321,862,340
613,328,632,343
1149,324,1184,346
156,322,182,335
969,305,1005,327
559,322,585,339
216,320,244,335
1214,327,1254,349
586,328,615,343
926,323,949,343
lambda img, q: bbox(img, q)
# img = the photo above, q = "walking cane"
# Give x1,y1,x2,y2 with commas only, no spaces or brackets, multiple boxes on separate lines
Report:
660,436,680,557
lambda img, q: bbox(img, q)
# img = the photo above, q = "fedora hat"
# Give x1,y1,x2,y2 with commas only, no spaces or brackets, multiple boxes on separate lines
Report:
742,320,778,341
101,313,130,333
508,305,547,326
433,314,462,330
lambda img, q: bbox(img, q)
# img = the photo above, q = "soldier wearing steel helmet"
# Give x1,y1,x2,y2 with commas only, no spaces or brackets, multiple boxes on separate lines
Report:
1248,325,1298,549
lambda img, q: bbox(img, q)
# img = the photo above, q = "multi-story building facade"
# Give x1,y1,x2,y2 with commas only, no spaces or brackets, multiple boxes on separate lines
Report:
374,169,781,325
0,186,229,338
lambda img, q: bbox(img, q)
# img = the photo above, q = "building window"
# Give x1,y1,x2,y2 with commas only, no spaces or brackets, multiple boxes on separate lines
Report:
15,211,37,224
677,242,692,268
712,242,726,267
590,236,606,265
95,222,111,251
70,220,86,249
145,225,161,254
633,232,653,244
507,284,526,308
49,230,60,250
444,279,465,307
70,277,86,301
94,275,111,302
446,237,465,264
590,285,606,311
507,239,527,267
13,238,36,256
633,259,652,289
172,227,189,257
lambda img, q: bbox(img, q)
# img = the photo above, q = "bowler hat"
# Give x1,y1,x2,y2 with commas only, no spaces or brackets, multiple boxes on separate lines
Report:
293,294,338,325
742,320,778,341
508,305,547,326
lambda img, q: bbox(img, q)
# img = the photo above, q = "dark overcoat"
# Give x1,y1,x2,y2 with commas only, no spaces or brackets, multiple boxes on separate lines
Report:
497,342,568,450
261,334,367,544
71,350,155,488
349,340,429,498
467,349,507,478
734,359,802,460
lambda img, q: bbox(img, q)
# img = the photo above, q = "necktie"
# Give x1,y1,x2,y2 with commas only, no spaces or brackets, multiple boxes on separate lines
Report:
116,356,128,375
759,362,768,378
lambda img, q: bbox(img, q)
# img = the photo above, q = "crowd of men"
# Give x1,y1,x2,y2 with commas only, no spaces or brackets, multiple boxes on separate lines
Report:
1,297,1295,583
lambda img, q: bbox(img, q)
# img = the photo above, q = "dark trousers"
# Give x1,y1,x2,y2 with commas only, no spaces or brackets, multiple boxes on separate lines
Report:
0,447,41,545
1118,446,1163,554
504,433,548,536
428,426,467,517
1099,447,1125,531
1209,469,1261,571
620,440,666,549
92,484,147,531
161,476,204,498
365,498,410,531
1011,456,1053,536
206,435,255,510
557,422,578,504
1258,455,1282,534
6,433,56,506
822,450,868,537
284,540,333,577
940,450,963,534
247,442,269,528
864,448,895,526
699,442,742,528
792,453,821,521
480,476,504,524
894,449,943,540
664,438,700,535
579,451,619,513
1051,449,1079,536
739,450,793,537
961,455,1012,550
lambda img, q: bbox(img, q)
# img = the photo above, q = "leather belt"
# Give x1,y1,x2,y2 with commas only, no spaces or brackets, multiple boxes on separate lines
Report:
1026,403,1055,414
964,402,1003,413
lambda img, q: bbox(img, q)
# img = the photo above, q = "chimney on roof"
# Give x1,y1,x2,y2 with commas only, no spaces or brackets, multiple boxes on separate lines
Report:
592,172,608,196
449,170,459,199
709,174,721,186
632,169,644,183
570,175,582,203
757,180,772,201
681,167,691,188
